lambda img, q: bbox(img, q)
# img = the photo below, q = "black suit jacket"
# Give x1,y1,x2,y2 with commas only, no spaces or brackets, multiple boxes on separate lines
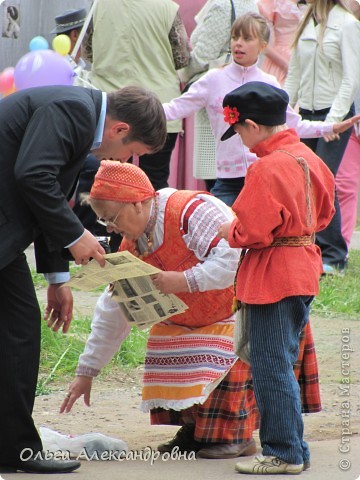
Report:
0,85,103,272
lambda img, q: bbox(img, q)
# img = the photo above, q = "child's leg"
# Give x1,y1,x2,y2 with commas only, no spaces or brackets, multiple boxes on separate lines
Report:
248,296,313,465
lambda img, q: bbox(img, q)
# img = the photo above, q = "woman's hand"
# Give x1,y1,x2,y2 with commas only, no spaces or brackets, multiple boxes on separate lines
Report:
325,114,360,142
151,271,189,294
60,376,93,413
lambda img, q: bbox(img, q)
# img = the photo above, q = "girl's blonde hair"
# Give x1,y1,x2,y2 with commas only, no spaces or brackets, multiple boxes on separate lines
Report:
292,0,352,47
231,12,270,44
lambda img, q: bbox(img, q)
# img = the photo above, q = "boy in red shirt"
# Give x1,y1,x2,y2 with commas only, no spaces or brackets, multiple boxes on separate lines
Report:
218,81,335,475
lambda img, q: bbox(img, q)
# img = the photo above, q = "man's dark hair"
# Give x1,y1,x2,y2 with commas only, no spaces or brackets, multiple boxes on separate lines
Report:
107,86,167,153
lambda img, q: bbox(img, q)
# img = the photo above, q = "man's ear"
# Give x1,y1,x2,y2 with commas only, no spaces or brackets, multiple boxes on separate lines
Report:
109,121,130,138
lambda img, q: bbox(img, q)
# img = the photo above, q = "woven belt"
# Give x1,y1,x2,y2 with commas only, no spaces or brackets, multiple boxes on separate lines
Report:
232,234,315,313
270,234,315,247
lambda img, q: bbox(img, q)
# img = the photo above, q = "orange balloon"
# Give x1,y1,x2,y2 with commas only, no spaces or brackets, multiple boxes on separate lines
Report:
0,67,14,92
4,84,16,97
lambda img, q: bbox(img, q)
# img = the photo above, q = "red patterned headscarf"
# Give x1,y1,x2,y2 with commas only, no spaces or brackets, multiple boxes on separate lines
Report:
90,160,156,203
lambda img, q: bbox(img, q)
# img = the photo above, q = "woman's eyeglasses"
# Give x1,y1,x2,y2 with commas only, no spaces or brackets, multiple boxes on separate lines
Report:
96,207,122,228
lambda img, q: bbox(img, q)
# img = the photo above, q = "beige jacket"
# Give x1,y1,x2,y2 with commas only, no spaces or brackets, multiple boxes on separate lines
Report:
285,5,360,122
88,0,185,132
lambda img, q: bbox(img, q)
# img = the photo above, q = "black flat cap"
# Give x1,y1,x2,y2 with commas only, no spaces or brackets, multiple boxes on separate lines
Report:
221,81,289,141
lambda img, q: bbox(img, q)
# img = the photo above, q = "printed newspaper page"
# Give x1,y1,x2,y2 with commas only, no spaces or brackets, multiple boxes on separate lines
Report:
66,251,188,329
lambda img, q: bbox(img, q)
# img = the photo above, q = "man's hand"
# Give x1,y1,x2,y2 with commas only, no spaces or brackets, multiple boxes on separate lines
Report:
217,221,232,240
325,114,360,142
68,229,106,266
44,284,73,333
60,376,93,413
151,271,189,294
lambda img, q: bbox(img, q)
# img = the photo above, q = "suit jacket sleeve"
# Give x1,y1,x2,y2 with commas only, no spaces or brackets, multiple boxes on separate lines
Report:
14,97,97,273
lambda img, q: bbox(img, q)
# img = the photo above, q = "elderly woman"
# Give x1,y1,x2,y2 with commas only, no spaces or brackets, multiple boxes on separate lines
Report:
61,161,259,459
61,161,320,460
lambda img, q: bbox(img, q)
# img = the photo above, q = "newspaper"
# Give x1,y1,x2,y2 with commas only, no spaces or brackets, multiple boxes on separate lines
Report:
66,251,188,329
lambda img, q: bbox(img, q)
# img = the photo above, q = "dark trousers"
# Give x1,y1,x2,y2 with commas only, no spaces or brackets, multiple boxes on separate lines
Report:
139,132,178,191
300,106,354,269
248,296,313,465
210,177,246,206
204,179,216,192
0,254,42,462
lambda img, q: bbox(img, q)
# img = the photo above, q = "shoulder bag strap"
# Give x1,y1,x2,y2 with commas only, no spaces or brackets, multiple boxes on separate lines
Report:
225,0,236,64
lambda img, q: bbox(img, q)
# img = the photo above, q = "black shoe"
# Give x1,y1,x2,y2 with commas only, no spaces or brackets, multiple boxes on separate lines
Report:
0,455,81,473
157,425,203,453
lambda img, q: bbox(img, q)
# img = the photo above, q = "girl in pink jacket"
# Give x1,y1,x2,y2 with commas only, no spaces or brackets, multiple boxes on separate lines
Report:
164,12,357,206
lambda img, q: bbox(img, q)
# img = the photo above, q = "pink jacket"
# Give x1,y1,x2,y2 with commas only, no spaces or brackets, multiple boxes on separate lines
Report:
164,61,333,178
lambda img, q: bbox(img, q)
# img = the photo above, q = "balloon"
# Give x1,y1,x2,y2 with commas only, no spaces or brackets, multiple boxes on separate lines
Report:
52,35,71,56
29,36,49,51
3,84,16,97
0,67,15,93
14,50,74,90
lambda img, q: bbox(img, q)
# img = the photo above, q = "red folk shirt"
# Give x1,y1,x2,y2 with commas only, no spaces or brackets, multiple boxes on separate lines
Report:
228,129,335,304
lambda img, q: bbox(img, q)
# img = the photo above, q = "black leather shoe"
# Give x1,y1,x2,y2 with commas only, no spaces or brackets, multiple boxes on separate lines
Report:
0,456,81,473
157,425,203,453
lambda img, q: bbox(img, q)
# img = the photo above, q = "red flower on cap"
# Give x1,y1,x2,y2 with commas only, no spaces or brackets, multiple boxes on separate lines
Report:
223,105,240,125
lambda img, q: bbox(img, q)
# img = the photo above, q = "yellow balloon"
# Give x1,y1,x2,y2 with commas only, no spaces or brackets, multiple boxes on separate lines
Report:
52,34,71,56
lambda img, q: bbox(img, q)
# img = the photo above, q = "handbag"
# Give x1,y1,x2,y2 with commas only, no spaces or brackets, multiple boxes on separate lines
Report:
182,0,236,92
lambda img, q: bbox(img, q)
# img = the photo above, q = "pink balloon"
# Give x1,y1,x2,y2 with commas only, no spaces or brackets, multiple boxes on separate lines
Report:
14,50,74,90
0,67,15,93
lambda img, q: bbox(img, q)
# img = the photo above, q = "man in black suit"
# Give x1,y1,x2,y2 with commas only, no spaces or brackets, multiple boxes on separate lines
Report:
0,84,166,473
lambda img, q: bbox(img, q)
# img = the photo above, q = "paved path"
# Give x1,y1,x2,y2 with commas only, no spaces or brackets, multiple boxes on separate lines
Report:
2,438,360,479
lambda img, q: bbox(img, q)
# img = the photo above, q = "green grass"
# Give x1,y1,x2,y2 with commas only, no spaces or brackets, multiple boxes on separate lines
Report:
33,265,148,394
37,312,147,396
35,249,359,393
311,249,360,319
31,266,82,289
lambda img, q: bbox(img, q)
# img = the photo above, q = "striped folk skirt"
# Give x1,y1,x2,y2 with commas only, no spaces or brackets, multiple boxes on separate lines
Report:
142,318,320,444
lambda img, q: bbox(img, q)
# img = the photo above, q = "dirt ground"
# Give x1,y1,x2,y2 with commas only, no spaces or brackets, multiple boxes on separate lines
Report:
32,287,360,454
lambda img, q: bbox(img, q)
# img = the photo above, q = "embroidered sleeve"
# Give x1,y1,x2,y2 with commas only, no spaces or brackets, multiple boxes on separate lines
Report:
183,200,225,258
169,12,190,70
184,269,198,293
76,365,100,377
182,197,240,292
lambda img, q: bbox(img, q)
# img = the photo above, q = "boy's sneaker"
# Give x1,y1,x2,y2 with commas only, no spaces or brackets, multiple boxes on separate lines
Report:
235,455,303,475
